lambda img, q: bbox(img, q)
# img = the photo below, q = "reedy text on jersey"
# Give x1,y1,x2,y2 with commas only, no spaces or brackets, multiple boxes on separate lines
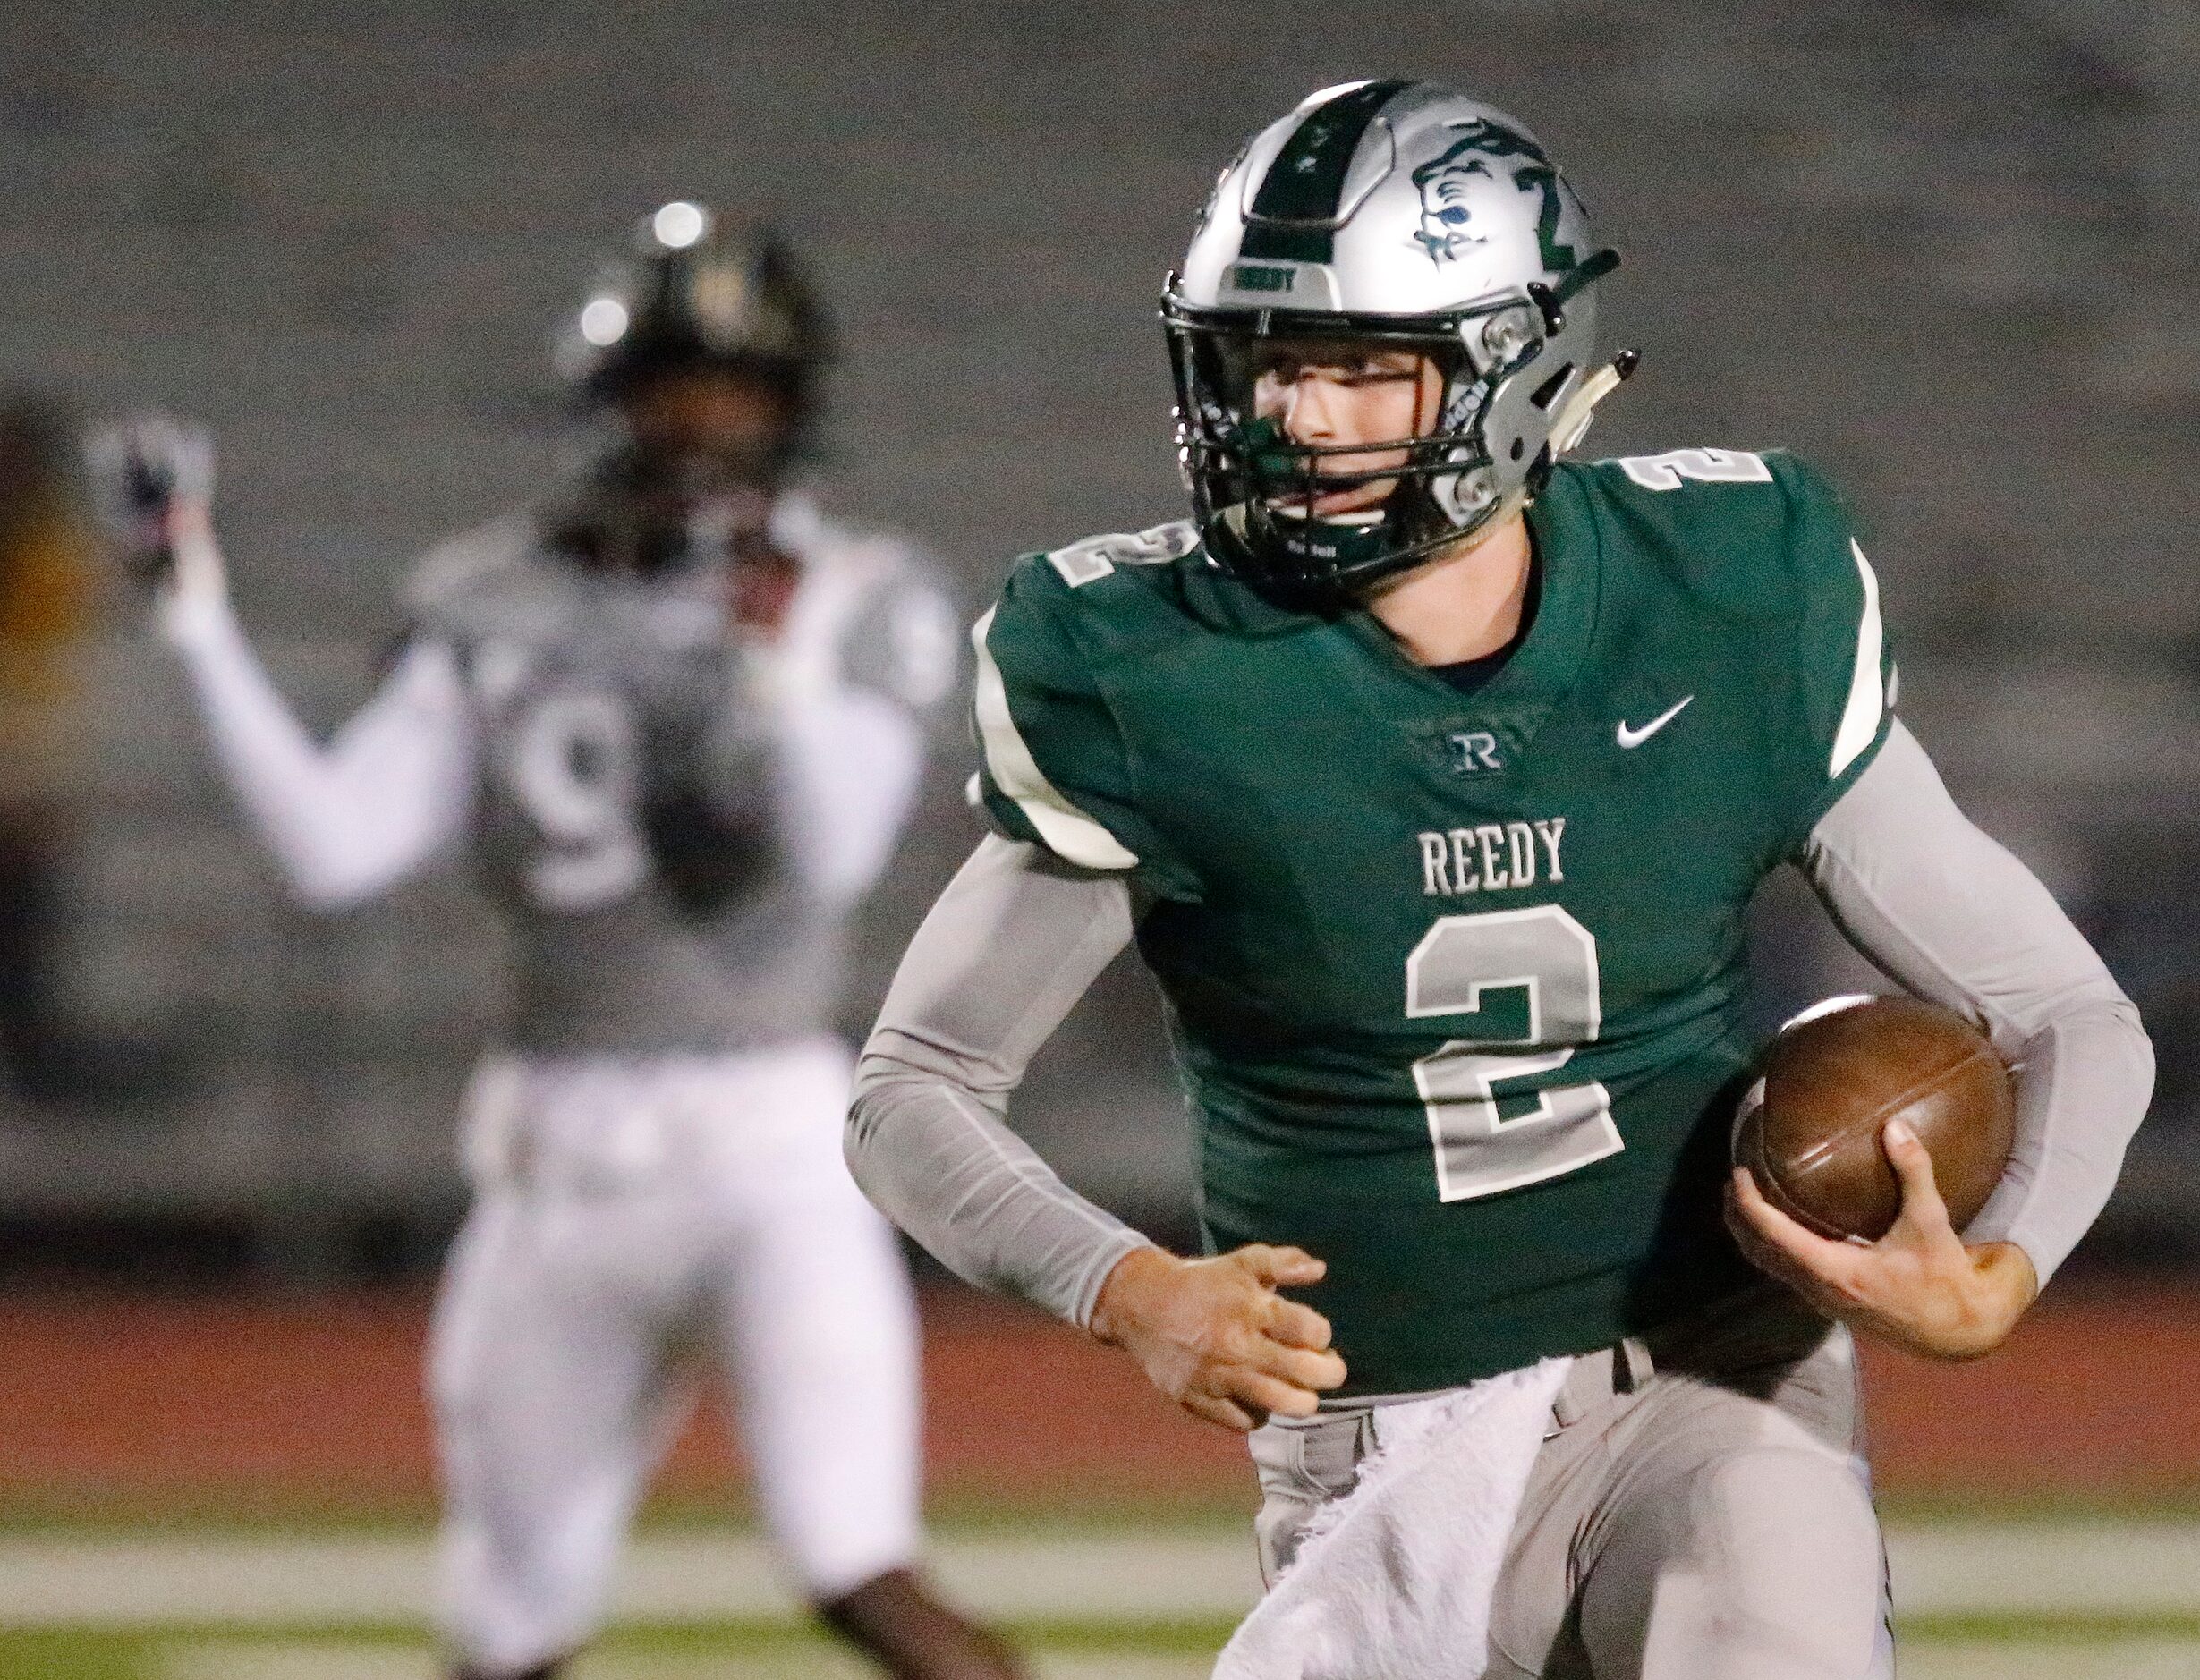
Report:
1418,819,1567,896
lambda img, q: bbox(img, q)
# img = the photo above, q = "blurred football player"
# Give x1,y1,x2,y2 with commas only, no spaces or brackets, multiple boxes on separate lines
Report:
97,207,1021,1680
845,81,2154,1678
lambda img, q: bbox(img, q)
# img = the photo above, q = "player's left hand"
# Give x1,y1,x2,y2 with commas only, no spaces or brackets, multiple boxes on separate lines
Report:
1727,1118,2039,1361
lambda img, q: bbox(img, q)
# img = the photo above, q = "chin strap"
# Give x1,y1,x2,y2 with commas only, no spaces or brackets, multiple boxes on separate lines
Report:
1546,348,1641,460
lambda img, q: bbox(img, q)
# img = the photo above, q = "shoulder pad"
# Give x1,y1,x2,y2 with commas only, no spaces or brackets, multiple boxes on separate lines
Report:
1567,448,1847,615
777,495,917,576
1038,519,1200,590
401,514,541,619
829,550,962,715
1587,447,1782,496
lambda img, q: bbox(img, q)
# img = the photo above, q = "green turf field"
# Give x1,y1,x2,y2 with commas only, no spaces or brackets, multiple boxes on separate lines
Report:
6,1515,2200,1679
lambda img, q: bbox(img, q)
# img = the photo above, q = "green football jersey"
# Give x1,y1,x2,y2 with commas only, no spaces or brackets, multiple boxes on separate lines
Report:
973,449,1894,1396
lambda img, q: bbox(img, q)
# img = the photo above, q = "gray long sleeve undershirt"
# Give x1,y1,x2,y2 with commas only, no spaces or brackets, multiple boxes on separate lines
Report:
846,833,1151,1325
1797,723,2152,1270
846,719,2152,1327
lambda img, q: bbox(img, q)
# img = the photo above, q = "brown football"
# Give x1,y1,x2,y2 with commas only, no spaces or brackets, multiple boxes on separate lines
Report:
1733,995,2015,1242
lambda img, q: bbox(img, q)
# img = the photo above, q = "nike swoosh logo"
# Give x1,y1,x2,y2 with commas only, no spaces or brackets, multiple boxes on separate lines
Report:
1616,694,1694,749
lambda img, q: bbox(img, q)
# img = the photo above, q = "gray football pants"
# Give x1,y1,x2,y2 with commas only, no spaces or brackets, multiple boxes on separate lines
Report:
1248,1285,1895,1680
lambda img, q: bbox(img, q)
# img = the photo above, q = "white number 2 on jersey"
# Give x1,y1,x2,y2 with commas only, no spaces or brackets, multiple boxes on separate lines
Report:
505,690,649,912
1406,905,1623,1201
1614,448,1771,492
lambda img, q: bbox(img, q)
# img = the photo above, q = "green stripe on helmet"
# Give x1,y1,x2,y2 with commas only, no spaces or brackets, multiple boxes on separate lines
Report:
1240,78,1412,264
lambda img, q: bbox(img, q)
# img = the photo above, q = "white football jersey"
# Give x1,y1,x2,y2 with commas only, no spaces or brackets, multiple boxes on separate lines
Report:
395,492,956,1053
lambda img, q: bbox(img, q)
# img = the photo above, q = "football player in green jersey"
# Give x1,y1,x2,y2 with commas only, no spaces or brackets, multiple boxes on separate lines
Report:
847,81,2153,1678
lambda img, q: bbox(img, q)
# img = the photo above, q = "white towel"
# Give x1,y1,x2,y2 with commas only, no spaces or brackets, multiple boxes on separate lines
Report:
1214,1357,1572,1680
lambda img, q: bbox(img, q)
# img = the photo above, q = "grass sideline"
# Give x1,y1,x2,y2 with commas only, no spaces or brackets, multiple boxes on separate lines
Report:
9,1615,2200,1680
0,1622,1236,1680
3,1484,2196,1537
11,1502,2200,1678
0,1480,1272,1535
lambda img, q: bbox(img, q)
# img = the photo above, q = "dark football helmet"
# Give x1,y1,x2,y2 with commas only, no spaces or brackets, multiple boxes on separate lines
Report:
559,201,834,470
552,204,834,572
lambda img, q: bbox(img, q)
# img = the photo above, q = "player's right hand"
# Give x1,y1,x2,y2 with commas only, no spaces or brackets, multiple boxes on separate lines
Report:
1088,1243,1347,1432
83,414,229,630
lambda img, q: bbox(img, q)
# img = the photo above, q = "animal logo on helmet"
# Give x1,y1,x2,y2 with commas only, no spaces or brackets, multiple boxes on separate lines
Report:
1409,120,1554,263
1409,120,1584,277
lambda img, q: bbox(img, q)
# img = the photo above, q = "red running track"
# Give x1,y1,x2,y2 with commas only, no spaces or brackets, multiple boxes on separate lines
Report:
4,1285,2196,1512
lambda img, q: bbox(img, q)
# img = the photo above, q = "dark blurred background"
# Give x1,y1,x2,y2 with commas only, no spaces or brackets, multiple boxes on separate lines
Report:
0,0,2193,1286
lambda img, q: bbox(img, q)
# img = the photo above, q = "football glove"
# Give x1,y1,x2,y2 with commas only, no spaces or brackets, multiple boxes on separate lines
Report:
83,414,228,633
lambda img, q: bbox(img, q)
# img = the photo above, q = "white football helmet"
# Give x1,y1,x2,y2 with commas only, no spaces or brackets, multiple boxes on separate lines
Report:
1163,79,1633,597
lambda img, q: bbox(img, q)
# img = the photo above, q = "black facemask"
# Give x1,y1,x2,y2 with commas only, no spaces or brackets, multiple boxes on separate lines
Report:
548,445,777,576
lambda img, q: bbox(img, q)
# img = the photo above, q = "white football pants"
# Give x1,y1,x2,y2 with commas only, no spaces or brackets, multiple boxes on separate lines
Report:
427,1038,922,1676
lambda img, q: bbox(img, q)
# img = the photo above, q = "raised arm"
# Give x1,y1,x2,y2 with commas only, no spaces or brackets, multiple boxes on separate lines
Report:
847,833,1347,1429
160,507,476,912
1731,717,2153,1357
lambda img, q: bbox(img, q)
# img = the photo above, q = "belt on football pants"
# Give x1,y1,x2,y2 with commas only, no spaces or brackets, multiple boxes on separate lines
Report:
1549,1337,1657,1431
1300,1284,1833,1450
1291,1335,1656,1475
1549,1336,1654,1433
1550,1280,1839,1431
